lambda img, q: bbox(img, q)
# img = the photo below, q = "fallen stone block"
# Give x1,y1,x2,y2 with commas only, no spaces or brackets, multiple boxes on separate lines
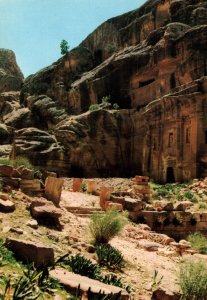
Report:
106,202,123,211
110,195,125,206
20,179,42,193
50,268,130,299
31,204,62,221
6,238,54,268
0,199,15,212
125,198,145,212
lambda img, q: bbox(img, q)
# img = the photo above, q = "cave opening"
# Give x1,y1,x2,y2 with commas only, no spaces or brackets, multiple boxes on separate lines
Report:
70,164,84,177
170,73,176,89
166,167,175,183
94,49,103,66
139,78,155,88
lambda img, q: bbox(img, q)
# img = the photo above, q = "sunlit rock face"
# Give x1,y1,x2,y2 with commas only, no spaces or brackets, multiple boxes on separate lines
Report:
2,0,207,182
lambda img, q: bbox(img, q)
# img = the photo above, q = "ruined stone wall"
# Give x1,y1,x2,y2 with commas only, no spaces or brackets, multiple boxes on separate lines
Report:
139,78,207,183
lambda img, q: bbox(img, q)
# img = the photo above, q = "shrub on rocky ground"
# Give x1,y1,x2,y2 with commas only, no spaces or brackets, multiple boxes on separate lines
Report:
57,254,101,280
179,260,207,300
0,156,34,170
13,156,34,170
89,209,127,244
187,232,207,254
101,274,131,294
95,244,124,270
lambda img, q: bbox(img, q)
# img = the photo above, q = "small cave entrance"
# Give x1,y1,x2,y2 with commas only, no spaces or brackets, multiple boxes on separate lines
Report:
139,78,155,88
70,164,84,178
94,49,103,66
170,73,176,89
166,167,175,183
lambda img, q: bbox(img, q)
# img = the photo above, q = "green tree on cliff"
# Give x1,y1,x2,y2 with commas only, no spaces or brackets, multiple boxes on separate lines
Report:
60,39,69,55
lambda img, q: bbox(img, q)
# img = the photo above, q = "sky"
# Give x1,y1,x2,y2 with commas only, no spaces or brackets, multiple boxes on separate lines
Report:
0,0,146,77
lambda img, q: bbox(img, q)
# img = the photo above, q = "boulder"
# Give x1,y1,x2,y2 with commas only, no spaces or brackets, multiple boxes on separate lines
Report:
30,198,62,224
6,238,54,268
137,240,161,252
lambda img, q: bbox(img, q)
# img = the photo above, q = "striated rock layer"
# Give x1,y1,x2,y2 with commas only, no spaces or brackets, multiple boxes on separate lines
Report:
1,0,207,182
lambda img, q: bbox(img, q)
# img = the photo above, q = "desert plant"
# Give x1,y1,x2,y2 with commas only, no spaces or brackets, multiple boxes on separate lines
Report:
0,158,12,166
179,260,207,300
12,273,40,299
187,232,207,254
95,244,124,270
89,104,100,111
81,181,87,192
101,274,131,294
89,209,127,244
0,240,17,266
58,255,101,280
13,156,34,170
151,270,163,290
184,191,198,203
87,288,122,300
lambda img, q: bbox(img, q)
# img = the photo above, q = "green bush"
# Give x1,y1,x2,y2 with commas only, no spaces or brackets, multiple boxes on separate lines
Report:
187,232,207,254
58,255,101,280
89,104,100,111
0,159,12,166
60,39,70,55
95,244,124,270
184,191,198,203
0,239,17,267
179,260,207,300
0,157,34,170
13,156,34,170
101,274,131,294
89,209,127,244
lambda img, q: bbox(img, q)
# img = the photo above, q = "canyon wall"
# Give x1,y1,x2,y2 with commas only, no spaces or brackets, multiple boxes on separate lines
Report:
1,0,207,181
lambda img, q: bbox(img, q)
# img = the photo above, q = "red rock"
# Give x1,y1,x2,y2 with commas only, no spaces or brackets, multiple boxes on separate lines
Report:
0,164,13,177
45,176,64,206
50,268,130,299
151,288,180,300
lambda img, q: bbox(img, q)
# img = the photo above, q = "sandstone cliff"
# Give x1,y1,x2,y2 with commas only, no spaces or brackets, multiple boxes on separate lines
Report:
1,0,207,182
0,49,23,93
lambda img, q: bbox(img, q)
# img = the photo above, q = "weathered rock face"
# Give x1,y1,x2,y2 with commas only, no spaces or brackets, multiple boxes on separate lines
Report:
0,49,23,93
14,127,69,174
2,0,207,182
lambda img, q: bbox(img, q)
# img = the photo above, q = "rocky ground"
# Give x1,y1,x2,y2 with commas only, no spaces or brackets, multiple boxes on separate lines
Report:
1,177,207,299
